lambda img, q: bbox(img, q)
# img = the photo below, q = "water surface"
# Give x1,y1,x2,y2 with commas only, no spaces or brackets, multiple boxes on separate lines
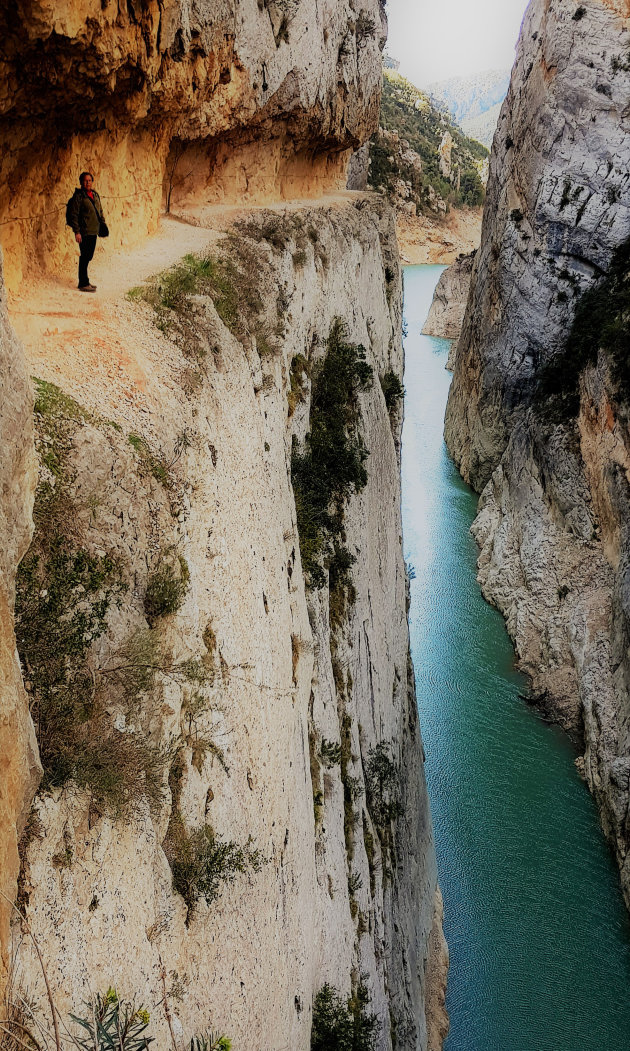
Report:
401,264,630,1051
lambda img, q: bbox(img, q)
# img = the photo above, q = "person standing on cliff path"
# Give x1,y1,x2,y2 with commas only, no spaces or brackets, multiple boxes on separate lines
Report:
66,172,108,292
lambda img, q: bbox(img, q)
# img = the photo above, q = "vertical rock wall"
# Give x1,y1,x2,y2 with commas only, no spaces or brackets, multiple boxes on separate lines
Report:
445,0,630,907
2,200,440,1049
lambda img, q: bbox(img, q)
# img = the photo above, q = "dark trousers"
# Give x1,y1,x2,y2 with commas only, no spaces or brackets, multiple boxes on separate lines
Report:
78,235,97,287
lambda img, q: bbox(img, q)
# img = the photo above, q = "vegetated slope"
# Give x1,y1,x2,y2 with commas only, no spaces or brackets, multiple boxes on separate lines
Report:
368,70,488,217
427,69,511,124
445,0,630,912
460,100,504,150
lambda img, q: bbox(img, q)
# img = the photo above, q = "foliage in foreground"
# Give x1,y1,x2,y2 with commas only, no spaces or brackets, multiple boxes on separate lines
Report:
1,980,231,1051
311,983,380,1051
71,989,153,1050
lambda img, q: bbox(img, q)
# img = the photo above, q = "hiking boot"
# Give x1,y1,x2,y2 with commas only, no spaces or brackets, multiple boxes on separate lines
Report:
87,284,97,290
78,285,96,292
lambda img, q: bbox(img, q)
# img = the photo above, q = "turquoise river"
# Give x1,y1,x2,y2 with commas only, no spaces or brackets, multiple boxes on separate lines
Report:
401,265,630,1051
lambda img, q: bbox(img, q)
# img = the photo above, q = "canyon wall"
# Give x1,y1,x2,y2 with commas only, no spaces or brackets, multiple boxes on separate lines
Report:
445,0,630,906
0,1,442,1048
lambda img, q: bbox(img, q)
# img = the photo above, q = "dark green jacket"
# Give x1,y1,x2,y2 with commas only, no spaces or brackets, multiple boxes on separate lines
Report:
67,188,105,236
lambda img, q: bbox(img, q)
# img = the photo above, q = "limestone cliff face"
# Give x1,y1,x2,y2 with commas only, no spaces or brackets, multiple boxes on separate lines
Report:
445,0,630,908
6,198,438,1050
0,0,386,289
446,0,630,491
422,251,474,343
0,4,442,1042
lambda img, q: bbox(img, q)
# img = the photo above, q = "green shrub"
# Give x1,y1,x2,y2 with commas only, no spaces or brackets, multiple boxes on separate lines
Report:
321,738,342,767
311,983,380,1051
165,816,264,922
460,168,485,207
365,742,403,829
379,371,405,413
71,988,153,1050
291,319,372,588
144,557,190,620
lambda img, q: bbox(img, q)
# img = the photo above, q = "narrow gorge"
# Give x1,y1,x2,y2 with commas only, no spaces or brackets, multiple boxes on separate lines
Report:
0,2,444,1049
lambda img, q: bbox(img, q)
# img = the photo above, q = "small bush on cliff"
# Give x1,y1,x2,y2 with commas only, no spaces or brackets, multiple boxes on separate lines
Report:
311,983,380,1051
144,557,190,620
291,319,372,588
165,816,263,922
379,371,404,413
130,244,277,357
365,742,403,829
163,749,262,921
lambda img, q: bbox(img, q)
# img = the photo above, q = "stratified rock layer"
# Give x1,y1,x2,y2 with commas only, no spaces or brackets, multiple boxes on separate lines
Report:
445,0,630,908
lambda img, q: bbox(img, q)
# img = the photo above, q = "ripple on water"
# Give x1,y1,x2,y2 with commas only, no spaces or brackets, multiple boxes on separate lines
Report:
401,265,630,1051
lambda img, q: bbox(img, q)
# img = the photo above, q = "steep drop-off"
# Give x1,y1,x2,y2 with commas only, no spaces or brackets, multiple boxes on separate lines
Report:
446,0,630,908
0,2,441,1047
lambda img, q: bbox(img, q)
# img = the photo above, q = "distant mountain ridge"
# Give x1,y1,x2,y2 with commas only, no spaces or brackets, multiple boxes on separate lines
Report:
367,70,488,217
427,68,511,125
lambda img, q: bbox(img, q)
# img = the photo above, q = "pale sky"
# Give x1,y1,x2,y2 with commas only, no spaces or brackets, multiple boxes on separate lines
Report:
385,0,530,86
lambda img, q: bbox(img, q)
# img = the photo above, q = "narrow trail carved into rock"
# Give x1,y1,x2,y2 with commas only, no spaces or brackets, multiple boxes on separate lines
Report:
7,193,360,437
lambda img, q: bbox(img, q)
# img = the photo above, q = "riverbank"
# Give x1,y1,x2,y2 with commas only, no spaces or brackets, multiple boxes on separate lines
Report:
397,208,482,265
